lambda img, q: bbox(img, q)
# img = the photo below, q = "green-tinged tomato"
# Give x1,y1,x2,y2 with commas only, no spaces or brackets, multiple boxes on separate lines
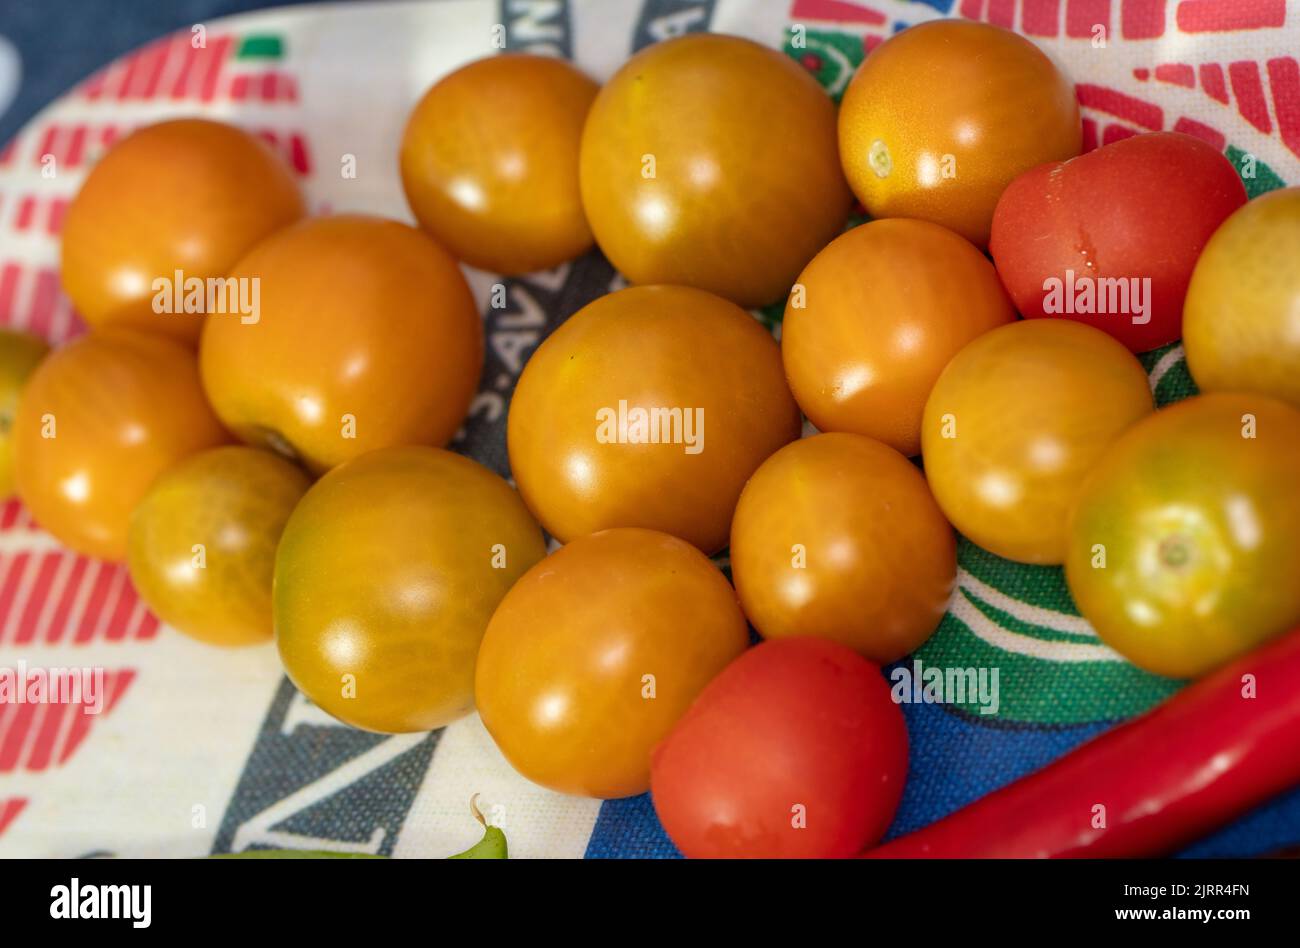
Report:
1184,187,1300,410
1066,393,1300,679
128,446,311,647
274,446,546,734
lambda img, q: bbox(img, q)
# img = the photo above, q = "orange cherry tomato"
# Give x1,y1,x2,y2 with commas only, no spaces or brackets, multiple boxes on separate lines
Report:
730,432,955,663
61,119,305,343
400,53,599,275
782,219,1014,456
839,20,1081,247
1184,187,1300,410
507,285,801,553
579,33,852,307
0,329,50,497
1066,393,1300,679
921,320,1153,565
127,446,311,647
275,446,546,733
475,527,749,798
14,329,229,561
200,215,483,474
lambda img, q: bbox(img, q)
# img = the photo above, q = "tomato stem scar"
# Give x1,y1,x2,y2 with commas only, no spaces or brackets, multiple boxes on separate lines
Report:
869,140,892,179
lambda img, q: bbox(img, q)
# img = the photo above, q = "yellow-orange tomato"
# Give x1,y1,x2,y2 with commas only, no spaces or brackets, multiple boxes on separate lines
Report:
61,119,305,343
782,219,1014,456
200,215,483,473
128,446,310,647
1066,394,1300,679
14,329,229,560
580,33,852,307
401,53,598,275
275,446,546,733
0,329,49,497
730,433,955,663
839,20,1081,247
921,320,1152,565
507,285,801,553
475,528,749,798
1184,187,1300,410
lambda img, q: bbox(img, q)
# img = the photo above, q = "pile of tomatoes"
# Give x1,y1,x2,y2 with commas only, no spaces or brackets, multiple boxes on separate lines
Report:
4,19,1300,860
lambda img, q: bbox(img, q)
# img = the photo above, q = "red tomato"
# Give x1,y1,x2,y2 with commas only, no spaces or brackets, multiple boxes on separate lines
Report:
651,638,908,859
990,132,1247,353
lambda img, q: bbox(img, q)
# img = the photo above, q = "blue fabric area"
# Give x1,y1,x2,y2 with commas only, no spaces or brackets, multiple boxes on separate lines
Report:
587,697,1300,858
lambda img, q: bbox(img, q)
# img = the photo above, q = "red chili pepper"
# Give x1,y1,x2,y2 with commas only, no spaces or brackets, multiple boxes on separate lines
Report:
866,629,1300,858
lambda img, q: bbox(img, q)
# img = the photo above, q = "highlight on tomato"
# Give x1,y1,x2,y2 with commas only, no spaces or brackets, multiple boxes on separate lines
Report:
1066,393,1300,680
200,215,483,474
401,53,599,275
651,637,908,859
991,131,1247,353
507,284,801,554
14,329,229,561
60,118,305,344
782,218,1015,456
580,33,852,307
838,19,1081,248
730,432,955,663
475,528,750,799
128,446,311,647
921,320,1153,565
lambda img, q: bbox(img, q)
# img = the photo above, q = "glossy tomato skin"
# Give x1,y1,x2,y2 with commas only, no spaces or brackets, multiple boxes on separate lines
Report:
1066,393,1300,679
921,320,1152,565
580,34,851,308
0,329,49,497
1184,187,1300,408
401,53,598,275
651,638,908,858
508,285,800,554
991,132,1247,353
475,528,749,798
128,446,310,647
61,119,305,343
14,329,229,561
200,215,483,473
782,219,1014,456
730,433,954,663
274,446,546,733
839,20,1081,248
